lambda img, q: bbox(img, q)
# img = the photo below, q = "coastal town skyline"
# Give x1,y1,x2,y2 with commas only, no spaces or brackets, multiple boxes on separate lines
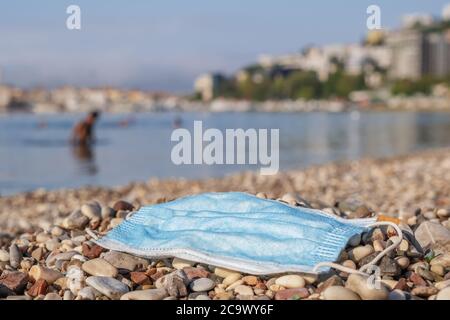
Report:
0,0,449,92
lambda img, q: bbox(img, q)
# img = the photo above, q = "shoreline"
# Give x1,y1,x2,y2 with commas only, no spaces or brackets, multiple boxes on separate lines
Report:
1,147,450,233
2,105,450,115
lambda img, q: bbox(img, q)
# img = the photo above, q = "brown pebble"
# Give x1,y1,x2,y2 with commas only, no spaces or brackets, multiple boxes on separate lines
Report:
130,272,151,285
274,288,309,300
98,218,111,232
242,276,258,286
89,219,101,230
182,267,210,281
409,272,427,287
31,248,44,262
113,200,135,212
0,272,29,292
255,281,267,290
81,243,104,259
27,279,48,297
411,286,438,297
149,271,164,281
145,267,157,277
393,278,408,291
316,275,343,294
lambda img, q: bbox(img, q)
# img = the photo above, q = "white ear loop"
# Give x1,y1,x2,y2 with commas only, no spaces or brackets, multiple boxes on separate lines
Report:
312,221,403,276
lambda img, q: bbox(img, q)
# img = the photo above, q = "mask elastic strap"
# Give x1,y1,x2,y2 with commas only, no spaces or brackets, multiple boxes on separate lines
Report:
358,221,403,273
312,261,368,276
312,221,403,276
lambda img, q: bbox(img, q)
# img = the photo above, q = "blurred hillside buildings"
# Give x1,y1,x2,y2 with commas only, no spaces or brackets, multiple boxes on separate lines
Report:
1,5,450,113
195,4,450,101
388,12,450,79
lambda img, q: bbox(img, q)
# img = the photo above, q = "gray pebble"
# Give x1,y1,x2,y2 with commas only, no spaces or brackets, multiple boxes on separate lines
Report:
190,278,215,292
9,244,22,269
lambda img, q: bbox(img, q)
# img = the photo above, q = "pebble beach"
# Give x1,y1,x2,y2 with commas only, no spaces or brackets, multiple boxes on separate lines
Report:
1,148,450,300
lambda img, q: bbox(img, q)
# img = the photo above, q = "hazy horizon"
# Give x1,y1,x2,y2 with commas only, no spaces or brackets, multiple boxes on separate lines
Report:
0,0,449,93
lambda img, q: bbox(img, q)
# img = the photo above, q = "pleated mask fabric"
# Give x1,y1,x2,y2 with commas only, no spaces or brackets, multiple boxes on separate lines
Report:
96,192,376,274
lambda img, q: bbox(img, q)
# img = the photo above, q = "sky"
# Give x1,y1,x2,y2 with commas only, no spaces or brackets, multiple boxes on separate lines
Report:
0,0,449,92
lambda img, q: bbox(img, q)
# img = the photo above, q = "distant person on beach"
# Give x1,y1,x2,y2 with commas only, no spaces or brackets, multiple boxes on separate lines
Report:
71,111,100,145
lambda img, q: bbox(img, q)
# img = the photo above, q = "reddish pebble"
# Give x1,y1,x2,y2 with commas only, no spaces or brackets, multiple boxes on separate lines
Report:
82,243,104,259
255,282,267,290
150,271,164,281
145,267,157,277
275,288,310,300
130,272,151,285
0,272,29,292
393,278,408,291
182,267,210,281
409,272,427,287
27,279,48,297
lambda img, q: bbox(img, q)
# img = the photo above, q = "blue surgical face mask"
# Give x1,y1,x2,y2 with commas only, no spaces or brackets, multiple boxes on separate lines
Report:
96,192,401,275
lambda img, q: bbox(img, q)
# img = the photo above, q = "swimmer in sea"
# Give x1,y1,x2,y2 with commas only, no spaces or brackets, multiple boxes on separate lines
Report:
71,111,100,145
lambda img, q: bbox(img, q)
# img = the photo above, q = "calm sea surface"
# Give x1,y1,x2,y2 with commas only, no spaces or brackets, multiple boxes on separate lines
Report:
1,111,450,196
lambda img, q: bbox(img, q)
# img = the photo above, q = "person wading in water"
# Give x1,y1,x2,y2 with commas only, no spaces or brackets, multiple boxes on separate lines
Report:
71,111,100,145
